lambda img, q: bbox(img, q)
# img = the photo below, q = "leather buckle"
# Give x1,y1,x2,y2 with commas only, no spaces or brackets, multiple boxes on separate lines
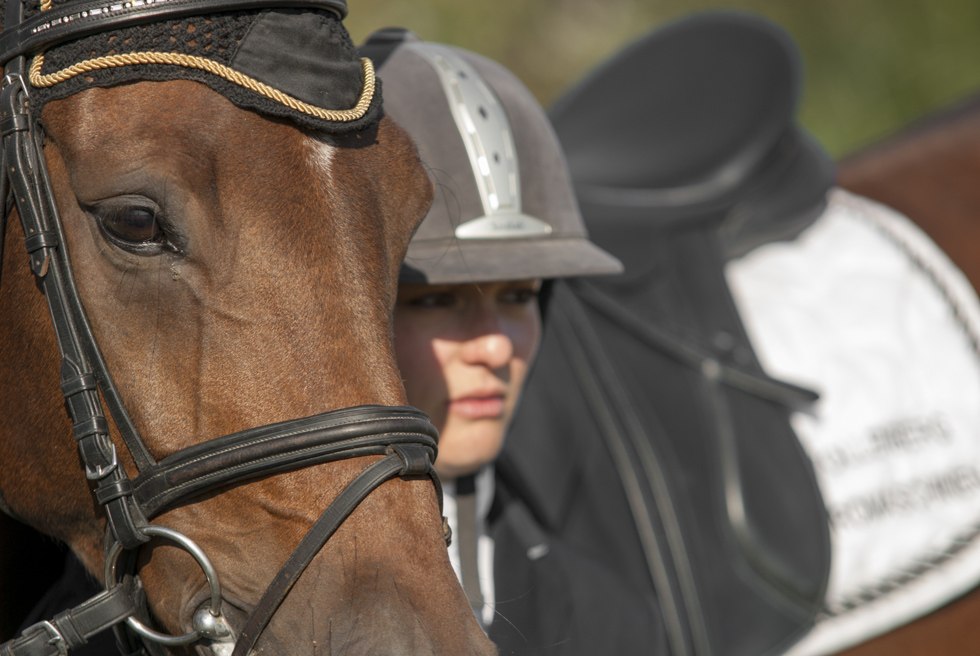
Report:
21,620,68,656
85,437,119,480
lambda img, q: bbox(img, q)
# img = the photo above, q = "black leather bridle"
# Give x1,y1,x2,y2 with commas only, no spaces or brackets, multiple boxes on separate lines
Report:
0,2,442,655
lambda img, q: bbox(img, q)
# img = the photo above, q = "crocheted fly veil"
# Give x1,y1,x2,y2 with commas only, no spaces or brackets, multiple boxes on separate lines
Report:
1,0,380,133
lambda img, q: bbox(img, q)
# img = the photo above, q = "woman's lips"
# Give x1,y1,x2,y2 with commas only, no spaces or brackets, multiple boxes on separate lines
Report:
448,395,506,419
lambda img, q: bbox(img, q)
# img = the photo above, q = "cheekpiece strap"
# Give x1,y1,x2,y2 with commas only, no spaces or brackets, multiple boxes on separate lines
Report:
1,70,151,548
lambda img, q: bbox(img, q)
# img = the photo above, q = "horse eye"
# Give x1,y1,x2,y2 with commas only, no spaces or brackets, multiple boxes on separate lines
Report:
102,206,160,242
89,200,177,255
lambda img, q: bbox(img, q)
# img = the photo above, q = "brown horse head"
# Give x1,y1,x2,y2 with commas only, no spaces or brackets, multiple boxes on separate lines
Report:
0,4,494,655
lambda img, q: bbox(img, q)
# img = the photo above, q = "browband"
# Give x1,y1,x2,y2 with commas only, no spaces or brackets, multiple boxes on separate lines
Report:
0,0,348,63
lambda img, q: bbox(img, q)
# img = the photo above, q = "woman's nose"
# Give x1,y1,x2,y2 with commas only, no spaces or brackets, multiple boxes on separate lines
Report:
461,330,514,370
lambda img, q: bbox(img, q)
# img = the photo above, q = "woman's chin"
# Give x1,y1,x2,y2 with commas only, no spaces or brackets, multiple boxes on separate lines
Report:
436,463,481,480
435,419,509,479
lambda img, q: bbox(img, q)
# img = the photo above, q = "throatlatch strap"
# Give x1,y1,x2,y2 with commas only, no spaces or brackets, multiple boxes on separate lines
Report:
1,581,136,656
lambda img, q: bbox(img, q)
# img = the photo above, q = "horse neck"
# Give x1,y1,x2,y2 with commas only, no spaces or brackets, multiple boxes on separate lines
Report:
840,102,980,289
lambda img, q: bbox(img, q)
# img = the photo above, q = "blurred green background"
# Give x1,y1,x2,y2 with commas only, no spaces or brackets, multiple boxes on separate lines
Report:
345,0,980,157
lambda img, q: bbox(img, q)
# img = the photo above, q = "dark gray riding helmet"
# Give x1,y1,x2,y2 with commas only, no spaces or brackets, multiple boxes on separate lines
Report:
361,29,622,284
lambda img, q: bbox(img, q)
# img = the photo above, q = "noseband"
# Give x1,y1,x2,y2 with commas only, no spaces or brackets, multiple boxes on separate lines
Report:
0,2,442,655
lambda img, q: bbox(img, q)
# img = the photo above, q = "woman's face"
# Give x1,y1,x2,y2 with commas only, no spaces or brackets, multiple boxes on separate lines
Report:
394,280,542,479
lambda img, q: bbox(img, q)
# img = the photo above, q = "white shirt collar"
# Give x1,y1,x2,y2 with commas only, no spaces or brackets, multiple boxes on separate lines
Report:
442,466,496,627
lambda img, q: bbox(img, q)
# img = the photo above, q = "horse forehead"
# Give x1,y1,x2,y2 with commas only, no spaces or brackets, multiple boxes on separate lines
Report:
307,137,335,178
43,80,427,235
47,81,242,139
44,81,318,175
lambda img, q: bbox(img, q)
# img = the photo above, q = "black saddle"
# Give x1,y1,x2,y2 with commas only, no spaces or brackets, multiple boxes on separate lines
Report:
503,11,834,656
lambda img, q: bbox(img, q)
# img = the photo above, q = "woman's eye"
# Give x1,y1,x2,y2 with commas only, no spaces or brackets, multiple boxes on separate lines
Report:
89,200,178,255
409,292,457,308
500,287,539,305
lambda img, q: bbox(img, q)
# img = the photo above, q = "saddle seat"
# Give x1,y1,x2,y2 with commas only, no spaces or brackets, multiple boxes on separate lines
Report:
552,10,833,256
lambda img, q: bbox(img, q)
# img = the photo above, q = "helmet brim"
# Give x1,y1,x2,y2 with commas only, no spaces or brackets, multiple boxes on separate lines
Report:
400,235,623,284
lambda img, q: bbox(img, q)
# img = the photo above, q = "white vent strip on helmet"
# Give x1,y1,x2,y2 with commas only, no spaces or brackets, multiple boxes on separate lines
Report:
407,43,551,239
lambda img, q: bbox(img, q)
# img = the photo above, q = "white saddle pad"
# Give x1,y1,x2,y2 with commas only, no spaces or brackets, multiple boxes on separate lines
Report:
726,188,980,655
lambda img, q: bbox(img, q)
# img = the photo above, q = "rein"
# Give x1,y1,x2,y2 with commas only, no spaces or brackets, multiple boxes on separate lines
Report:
0,2,443,655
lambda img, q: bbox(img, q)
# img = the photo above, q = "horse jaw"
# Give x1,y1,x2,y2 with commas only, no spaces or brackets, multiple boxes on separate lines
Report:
159,474,491,656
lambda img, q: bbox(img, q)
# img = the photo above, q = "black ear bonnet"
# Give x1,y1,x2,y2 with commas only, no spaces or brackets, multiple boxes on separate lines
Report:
2,0,380,133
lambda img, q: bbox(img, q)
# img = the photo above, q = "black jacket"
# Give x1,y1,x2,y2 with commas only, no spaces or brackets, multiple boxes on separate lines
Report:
488,477,666,655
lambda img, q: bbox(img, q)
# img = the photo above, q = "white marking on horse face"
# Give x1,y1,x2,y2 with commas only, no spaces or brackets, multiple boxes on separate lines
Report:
307,138,335,185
